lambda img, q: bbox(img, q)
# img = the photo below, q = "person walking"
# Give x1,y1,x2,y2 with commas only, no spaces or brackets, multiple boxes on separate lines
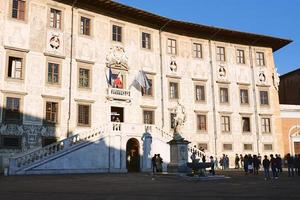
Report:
248,154,253,174
262,155,270,180
270,154,278,179
151,154,157,173
295,154,300,176
286,153,294,177
275,154,283,174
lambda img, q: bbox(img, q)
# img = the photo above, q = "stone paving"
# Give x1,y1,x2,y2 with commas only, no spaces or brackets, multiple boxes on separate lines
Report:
0,171,300,200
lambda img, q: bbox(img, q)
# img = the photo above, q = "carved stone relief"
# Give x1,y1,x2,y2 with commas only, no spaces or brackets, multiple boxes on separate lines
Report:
106,46,128,69
218,66,227,80
272,68,280,91
46,31,64,54
258,70,266,84
169,56,177,72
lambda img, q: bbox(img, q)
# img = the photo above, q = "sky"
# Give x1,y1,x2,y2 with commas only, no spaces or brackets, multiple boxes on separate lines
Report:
116,0,299,75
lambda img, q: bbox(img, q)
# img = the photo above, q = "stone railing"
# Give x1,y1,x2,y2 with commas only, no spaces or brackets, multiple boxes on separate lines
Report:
109,122,154,136
188,145,205,158
9,127,105,174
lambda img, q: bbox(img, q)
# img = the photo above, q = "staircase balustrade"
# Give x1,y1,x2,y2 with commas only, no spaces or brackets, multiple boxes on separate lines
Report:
9,127,105,174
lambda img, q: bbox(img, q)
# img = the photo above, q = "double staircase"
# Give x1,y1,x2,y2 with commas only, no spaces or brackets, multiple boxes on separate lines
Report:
8,123,205,175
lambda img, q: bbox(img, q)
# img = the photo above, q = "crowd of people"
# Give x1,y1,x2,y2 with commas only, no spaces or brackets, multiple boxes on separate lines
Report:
151,154,163,173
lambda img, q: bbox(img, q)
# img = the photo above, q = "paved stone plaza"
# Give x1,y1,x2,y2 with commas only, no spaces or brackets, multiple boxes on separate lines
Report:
0,171,300,200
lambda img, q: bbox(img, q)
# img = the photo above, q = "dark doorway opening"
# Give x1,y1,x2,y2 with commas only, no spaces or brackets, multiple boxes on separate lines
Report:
111,106,124,122
295,142,300,154
126,138,140,172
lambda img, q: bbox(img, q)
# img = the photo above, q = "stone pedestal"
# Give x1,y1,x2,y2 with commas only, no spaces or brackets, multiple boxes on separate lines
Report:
167,134,191,173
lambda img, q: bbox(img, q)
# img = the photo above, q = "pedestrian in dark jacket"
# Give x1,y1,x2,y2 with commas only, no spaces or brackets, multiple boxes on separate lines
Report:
151,154,157,173
275,154,283,173
286,153,294,177
262,155,270,180
270,154,278,179
253,155,260,175
243,154,249,174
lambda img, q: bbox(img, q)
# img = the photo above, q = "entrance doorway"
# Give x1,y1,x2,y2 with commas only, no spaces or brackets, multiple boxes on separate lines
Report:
294,142,300,154
126,138,140,172
111,106,124,122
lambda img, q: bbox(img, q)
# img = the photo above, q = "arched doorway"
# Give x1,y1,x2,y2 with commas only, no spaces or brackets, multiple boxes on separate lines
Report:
289,125,300,155
126,138,140,172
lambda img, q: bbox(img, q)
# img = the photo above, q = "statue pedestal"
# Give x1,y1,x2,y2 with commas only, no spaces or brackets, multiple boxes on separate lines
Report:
167,135,191,173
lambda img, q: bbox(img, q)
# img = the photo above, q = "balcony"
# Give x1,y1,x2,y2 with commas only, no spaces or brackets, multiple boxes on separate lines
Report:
107,87,131,102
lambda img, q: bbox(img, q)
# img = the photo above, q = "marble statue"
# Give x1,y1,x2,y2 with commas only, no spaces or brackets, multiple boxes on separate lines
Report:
173,101,187,138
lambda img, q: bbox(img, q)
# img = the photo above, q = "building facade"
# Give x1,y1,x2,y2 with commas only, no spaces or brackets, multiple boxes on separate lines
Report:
280,104,300,156
0,0,291,172
279,68,300,105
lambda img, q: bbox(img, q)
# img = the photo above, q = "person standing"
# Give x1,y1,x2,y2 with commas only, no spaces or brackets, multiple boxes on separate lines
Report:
235,154,240,169
156,154,163,172
210,156,215,175
240,154,244,169
286,153,294,177
262,155,270,180
151,154,157,173
253,155,260,175
270,154,278,179
243,154,249,175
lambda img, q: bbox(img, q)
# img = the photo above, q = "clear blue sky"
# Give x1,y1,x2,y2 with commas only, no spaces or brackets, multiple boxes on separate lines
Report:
116,0,299,75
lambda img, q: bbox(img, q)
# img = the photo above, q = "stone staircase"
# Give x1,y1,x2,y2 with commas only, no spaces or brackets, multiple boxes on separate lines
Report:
8,127,106,175
7,123,205,175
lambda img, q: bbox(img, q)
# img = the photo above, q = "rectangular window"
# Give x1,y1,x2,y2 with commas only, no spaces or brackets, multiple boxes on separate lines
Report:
170,113,176,129
112,25,122,42
141,78,153,96
220,87,229,103
256,52,265,66
80,16,91,36
243,144,253,151
216,46,225,61
197,115,206,131
223,143,232,151
167,38,177,55
0,135,21,149
264,144,273,151
79,68,90,88
5,97,21,122
240,89,249,104
237,49,245,64
142,32,151,49
169,82,179,99
143,110,154,124
45,102,58,124
78,104,90,126
8,56,23,79
195,85,205,101
47,62,59,84
197,143,208,151
221,116,230,132
193,43,202,58
261,118,271,133
260,91,269,105
50,8,62,29
12,0,25,20
242,117,251,132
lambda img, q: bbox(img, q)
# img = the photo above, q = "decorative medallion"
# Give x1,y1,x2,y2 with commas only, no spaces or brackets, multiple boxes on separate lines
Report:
49,35,60,49
218,66,227,79
106,46,128,69
258,71,266,84
170,56,177,72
